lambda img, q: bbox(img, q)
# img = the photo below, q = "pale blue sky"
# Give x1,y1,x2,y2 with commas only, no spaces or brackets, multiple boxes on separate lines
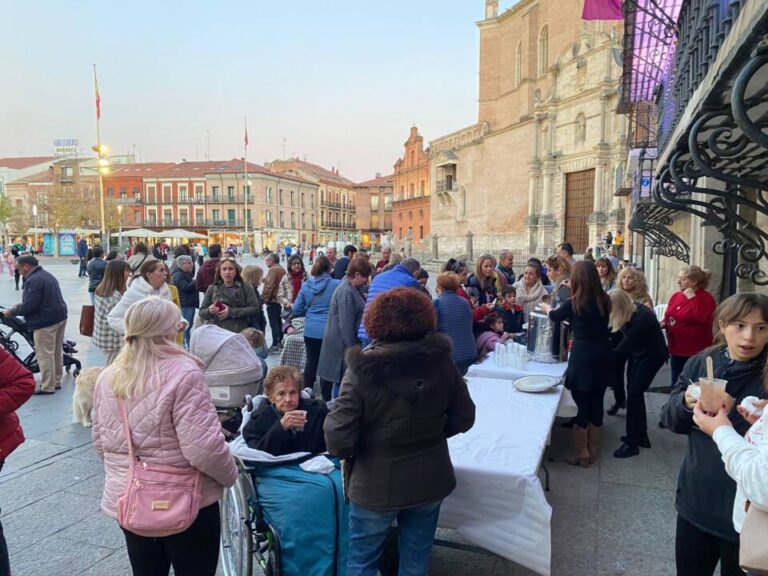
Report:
0,1,520,181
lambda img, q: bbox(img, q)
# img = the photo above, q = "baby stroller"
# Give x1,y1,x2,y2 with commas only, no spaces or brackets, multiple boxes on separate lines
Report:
220,398,348,576
0,306,81,377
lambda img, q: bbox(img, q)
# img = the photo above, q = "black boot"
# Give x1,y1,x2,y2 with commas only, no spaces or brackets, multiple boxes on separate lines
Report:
607,400,626,416
613,443,640,458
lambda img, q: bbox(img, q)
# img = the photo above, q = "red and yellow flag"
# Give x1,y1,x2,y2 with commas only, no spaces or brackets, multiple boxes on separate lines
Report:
94,65,101,120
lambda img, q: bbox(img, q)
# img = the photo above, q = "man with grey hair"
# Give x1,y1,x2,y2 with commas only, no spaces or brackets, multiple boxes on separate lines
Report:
357,257,422,345
325,246,338,267
172,254,198,348
496,250,516,284
3,256,67,394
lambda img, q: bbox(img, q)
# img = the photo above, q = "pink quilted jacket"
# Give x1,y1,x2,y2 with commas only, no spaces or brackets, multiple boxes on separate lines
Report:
91,356,238,519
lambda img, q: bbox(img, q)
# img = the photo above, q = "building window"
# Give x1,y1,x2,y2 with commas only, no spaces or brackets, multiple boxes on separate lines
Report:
290,212,296,229
120,186,127,199
398,227,403,239
370,196,379,211
266,186,273,203
279,211,285,228
227,186,235,201
212,186,220,202
148,210,157,225
244,184,251,200
212,209,221,222
279,189,284,205
195,185,204,202
409,183,415,198
132,186,140,197
179,185,188,202
290,190,295,206
419,181,425,196
195,209,204,224
301,192,305,208
539,26,549,78
266,210,273,226
515,42,522,88
179,209,188,225
384,194,393,211
163,209,172,225
163,185,172,203
227,209,235,224
371,214,380,228
245,208,251,224
419,225,424,240
311,193,315,208
107,187,114,197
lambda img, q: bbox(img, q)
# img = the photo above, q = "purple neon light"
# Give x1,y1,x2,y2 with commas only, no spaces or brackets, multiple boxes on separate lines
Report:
627,0,683,102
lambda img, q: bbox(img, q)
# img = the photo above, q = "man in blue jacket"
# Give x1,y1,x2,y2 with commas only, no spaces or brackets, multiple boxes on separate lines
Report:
77,237,88,277
3,256,68,394
357,257,421,345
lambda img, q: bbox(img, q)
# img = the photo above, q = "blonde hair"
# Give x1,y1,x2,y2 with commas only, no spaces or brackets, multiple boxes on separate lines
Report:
240,327,265,349
241,264,264,287
617,267,651,305
107,297,197,399
681,265,712,290
608,289,636,332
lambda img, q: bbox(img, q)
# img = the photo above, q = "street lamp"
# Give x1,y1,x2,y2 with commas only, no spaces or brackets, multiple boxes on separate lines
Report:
32,204,38,254
117,204,123,253
92,144,110,246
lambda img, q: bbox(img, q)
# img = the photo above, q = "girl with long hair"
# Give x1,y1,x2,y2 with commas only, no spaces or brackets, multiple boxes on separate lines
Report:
108,259,175,336
93,260,131,365
595,257,617,292
92,297,237,575
466,253,507,306
199,257,260,333
662,293,768,576
542,261,613,467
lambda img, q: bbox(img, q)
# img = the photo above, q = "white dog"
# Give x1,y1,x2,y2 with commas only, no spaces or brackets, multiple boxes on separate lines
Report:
72,367,103,427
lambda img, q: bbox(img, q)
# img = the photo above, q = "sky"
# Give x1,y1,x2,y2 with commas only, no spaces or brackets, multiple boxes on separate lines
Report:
0,1,520,182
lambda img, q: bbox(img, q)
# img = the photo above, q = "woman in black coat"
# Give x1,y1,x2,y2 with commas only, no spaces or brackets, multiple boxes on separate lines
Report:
542,261,614,468
609,290,669,458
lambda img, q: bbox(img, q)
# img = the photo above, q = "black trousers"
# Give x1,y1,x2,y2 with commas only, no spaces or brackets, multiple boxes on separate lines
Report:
625,357,666,446
0,461,9,576
303,336,332,400
613,357,627,406
675,515,743,576
78,257,87,276
571,388,606,428
670,355,691,389
122,502,220,576
265,303,283,347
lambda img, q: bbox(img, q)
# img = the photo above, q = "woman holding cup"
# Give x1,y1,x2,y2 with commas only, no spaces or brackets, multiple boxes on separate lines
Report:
660,293,768,576
242,365,329,456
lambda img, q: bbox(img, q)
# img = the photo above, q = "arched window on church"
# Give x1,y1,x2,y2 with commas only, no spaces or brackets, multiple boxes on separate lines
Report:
538,26,549,78
515,42,522,88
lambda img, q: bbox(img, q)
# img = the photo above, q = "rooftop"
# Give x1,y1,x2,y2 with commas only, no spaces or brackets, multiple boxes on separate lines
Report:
0,156,56,170
355,173,395,187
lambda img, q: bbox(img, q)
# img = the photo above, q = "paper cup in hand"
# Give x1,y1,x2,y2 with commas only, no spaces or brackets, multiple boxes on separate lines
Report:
293,410,308,431
699,378,728,413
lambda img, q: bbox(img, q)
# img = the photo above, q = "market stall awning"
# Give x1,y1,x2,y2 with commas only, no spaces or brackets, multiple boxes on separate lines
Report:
163,228,208,239
109,228,160,238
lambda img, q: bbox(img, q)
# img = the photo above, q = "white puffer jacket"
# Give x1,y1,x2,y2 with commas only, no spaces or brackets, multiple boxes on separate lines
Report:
107,277,174,335
91,355,238,519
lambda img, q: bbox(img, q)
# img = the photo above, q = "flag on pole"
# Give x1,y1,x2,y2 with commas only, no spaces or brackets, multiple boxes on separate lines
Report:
244,117,249,148
582,0,623,20
94,65,101,120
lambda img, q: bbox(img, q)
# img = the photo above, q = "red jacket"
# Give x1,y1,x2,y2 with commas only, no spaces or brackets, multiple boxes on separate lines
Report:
0,349,35,462
663,289,717,357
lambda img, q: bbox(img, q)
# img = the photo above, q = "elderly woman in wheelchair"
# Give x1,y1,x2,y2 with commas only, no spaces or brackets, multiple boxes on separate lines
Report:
242,365,328,456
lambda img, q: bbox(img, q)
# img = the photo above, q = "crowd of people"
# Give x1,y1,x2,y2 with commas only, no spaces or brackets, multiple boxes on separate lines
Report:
2,236,768,576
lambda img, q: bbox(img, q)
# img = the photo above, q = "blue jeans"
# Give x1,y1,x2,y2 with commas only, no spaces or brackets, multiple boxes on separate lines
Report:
181,307,196,349
89,291,95,305
347,500,441,576
332,382,341,399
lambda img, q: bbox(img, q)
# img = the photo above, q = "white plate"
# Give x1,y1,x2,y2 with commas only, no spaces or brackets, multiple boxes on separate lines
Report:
514,375,560,393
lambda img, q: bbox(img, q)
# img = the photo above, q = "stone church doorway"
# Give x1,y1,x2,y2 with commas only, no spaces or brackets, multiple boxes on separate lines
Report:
564,169,595,254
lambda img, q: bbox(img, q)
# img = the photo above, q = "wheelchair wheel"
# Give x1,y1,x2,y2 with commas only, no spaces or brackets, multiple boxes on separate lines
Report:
221,471,254,576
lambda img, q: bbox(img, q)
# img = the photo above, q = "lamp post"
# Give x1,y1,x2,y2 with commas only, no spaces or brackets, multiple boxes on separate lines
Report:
117,204,123,253
32,204,38,254
92,144,110,247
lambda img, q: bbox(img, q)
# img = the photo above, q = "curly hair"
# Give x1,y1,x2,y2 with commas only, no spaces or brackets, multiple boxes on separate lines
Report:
364,287,436,342
263,365,302,398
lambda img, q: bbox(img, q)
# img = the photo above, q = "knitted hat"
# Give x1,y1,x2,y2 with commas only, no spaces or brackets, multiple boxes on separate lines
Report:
190,324,262,387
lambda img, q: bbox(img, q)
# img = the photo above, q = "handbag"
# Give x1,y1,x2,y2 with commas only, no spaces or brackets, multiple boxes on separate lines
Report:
79,305,95,337
740,501,768,575
116,398,203,538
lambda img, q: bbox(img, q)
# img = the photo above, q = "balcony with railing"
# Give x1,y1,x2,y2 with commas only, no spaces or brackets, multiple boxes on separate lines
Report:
434,180,457,194
117,196,142,204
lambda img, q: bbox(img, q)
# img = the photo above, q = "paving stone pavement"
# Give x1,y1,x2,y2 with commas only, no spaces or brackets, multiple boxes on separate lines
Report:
0,257,687,575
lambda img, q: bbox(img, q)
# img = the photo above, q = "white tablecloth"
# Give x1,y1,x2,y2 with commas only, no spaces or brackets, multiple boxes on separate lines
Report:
440,377,563,575
467,356,577,418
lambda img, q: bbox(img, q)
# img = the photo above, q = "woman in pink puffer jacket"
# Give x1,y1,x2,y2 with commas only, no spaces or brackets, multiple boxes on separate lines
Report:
92,296,238,576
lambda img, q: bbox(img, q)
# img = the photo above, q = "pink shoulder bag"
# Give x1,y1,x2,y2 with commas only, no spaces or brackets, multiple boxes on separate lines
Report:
116,398,203,537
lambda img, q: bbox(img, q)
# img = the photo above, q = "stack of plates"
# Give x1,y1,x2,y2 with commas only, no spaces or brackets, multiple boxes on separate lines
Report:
514,375,560,393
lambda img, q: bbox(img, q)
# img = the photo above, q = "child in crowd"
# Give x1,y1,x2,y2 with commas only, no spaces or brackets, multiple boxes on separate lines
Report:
475,313,513,356
417,269,430,296
241,327,269,388
661,293,768,576
495,286,525,336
